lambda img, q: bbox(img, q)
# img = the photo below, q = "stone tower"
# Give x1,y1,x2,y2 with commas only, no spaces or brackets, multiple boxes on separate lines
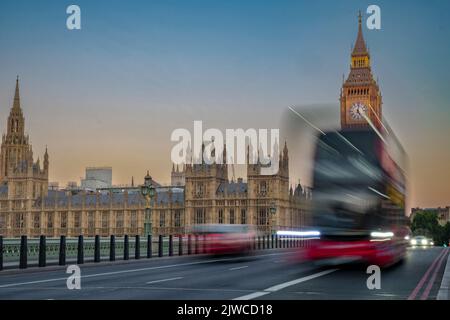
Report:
171,163,185,186
340,12,383,130
246,141,290,231
0,77,49,201
184,144,228,225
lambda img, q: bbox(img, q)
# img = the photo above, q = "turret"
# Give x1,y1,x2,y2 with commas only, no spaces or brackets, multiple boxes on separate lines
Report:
283,141,289,168
44,146,49,173
6,76,25,137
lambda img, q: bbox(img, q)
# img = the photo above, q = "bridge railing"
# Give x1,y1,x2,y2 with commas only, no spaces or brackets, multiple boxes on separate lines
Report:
0,234,310,271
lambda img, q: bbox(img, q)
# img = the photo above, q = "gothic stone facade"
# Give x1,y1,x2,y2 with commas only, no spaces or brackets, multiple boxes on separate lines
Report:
0,79,310,238
184,144,310,234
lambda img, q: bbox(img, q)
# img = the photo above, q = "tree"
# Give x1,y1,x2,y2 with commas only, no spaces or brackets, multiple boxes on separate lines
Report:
443,222,450,246
411,210,438,234
411,210,447,245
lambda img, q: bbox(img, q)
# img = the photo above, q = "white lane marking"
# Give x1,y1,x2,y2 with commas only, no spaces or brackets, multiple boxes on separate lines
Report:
0,277,69,288
374,293,398,297
233,269,338,300
437,250,450,300
146,277,183,285
273,260,284,263
234,291,271,300
0,252,289,289
265,269,338,292
229,266,248,271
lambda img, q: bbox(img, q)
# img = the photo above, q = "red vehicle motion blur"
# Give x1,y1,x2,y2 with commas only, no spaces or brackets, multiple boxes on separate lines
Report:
305,128,410,267
190,224,256,255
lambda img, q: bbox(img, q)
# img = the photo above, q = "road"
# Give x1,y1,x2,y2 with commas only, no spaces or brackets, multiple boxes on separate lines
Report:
0,247,448,300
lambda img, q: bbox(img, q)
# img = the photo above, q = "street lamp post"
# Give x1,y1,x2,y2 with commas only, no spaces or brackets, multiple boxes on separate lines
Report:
141,175,156,237
270,201,277,235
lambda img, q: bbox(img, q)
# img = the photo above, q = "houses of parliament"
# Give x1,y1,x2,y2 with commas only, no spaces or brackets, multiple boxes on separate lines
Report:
0,78,310,238
0,14,374,238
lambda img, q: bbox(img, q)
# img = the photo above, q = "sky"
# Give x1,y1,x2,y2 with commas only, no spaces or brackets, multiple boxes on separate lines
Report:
0,0,449,209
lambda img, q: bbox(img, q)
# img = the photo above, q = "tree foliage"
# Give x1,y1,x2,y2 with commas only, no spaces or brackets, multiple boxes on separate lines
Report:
411,210,450,246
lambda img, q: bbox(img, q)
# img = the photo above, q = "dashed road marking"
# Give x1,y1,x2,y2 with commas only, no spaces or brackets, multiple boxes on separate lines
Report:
233,269,338,300
146,277,183,285
229,266,248,271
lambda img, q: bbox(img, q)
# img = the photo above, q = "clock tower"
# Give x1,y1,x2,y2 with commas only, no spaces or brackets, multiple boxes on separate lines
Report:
340,12,382,130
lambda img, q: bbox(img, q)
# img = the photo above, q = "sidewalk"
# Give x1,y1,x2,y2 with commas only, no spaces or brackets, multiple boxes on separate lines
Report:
437,250,450,300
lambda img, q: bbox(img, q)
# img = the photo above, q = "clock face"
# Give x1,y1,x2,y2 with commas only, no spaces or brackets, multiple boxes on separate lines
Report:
349,102,368,121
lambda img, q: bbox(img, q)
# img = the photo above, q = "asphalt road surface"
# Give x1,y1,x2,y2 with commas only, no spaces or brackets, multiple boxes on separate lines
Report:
0,247,448,300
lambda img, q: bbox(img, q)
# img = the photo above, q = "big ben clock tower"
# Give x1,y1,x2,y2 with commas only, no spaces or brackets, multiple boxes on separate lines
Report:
340,12,382,130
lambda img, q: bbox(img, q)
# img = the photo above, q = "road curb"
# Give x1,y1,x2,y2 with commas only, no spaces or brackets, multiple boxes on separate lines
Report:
437,249,450,300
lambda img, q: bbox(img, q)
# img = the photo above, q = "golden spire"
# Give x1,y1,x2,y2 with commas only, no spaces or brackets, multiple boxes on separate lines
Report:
352,11,368,57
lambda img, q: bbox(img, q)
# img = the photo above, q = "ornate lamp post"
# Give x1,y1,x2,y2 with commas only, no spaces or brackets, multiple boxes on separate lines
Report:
270,201,277,235
141,173,156,237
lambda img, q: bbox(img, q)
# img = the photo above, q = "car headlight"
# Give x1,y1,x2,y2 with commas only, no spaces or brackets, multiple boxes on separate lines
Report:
404,235,410,240
421,239,428,245
430,241,434,246
411,239,417,245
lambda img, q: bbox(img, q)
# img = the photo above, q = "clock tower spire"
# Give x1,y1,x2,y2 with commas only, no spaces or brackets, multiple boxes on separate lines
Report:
340,11,382,130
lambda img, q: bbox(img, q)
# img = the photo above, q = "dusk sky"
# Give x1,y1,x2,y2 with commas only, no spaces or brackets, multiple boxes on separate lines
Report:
0,0,449,209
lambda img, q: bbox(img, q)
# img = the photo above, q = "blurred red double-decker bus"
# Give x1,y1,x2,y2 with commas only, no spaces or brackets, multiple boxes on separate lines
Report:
305,126,410,267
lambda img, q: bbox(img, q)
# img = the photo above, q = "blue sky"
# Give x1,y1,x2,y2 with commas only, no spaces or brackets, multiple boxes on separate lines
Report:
0,0,449,207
